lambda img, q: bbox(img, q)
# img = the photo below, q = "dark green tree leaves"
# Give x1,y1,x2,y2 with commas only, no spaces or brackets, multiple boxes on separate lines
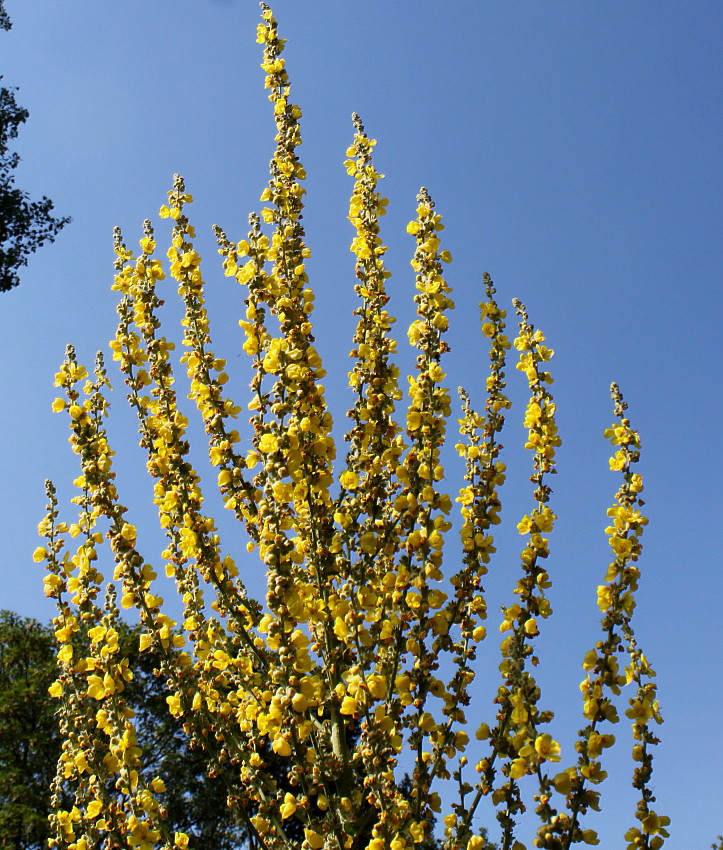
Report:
0,2,69,292
0,612,59,849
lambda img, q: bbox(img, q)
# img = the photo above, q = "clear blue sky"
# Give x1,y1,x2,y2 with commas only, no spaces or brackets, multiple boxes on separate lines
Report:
2,1,721,846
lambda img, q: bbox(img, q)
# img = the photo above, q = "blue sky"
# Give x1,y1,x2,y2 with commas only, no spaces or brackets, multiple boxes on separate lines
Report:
2,0,721,846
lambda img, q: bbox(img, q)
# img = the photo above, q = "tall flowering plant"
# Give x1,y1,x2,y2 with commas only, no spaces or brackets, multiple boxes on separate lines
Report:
36,5,668,850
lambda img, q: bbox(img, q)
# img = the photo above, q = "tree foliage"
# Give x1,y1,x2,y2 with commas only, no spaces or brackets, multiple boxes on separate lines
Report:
0,2,70,292
36,4,667,849
0,611,59,848
0,2,10,33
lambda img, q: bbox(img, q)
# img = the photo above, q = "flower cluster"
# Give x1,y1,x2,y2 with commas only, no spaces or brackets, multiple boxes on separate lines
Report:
38,5,666,850
38,356,186,850
451,303,562,848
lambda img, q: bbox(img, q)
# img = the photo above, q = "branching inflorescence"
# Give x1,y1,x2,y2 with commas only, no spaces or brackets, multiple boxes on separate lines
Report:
36,5,667,850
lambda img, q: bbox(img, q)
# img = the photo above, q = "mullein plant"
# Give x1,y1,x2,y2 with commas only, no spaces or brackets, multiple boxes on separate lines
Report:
35,5,668,850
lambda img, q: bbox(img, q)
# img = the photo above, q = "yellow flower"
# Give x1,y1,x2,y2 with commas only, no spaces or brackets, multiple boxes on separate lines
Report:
86,800,103,819
340,470,359,489
610,535,632,559
609,450,626,471
272,737,292,757
535,733,561,761
553,770,574,795
340,695,359,715
258,433,279,454
166,694,183,716
304,830,324,849
57,644,73,664
359,532,377,554
509,757,528,779
87,675,105,700
43,574,63,596
367,673,387,700
120,522,136,542
138,633,153,652
280,792,297,819
596,584,614,611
